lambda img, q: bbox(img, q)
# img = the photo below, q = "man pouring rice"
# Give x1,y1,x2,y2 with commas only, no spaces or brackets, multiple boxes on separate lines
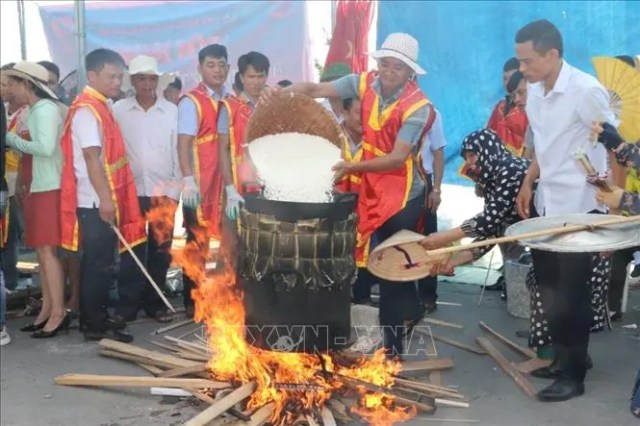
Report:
261,33,433,358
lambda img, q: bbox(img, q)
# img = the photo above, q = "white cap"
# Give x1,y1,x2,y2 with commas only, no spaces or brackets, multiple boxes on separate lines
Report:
369,33,426,75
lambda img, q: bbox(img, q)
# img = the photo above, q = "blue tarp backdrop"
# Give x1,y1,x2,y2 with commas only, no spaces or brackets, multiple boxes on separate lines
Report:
39,1,312,89
378,1,640,185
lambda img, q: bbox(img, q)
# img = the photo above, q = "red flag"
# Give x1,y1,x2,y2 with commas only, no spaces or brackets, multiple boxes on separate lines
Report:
322,0,373,81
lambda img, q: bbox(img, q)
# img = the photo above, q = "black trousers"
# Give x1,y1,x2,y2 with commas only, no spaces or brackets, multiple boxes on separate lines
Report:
417,174,438,303
78,208,117,331
116,196,174,319
378,196,425,356
182,206,208,308
529,208,600,382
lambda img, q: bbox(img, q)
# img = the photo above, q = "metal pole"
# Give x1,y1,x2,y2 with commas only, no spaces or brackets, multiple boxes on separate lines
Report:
74,0,87,89
17,0,27,60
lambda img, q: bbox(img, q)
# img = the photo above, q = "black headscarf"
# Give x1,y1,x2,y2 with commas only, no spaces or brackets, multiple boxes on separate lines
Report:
460,128,526,185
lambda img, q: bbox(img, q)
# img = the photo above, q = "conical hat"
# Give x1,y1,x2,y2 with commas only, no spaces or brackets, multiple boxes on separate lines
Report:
367,230,449,282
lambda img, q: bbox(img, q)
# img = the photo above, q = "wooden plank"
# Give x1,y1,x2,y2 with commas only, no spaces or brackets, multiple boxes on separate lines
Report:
137,363,163,376
514,358,551,374
476,337,537,398
164,335,209,354
152,318,195,335
320,407,337,426
99,339,201,368
422,318,464,329
189,391,251,422
393,378,464,400
429,333,486,356
185,382,256,426
478,322,536,359
54,373,229,390
160,363,209,378
401,358,454,373
99,349,179,370
240,403,275,426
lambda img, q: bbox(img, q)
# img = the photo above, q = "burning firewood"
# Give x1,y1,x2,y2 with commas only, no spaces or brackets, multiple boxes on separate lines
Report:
54,373,226,390
185,381,256,426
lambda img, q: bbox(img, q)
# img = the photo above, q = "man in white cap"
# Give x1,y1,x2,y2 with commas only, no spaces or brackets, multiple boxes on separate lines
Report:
261,33,433,358
113,55,180,324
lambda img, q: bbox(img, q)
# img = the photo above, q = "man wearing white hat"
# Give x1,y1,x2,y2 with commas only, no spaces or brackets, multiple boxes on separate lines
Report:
113,55,180,324
261,33,433,358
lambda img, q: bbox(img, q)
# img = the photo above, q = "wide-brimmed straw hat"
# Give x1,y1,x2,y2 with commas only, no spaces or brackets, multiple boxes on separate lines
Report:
122,54,174,93
369,33,426,75
367,230,448,282
1,61,59,100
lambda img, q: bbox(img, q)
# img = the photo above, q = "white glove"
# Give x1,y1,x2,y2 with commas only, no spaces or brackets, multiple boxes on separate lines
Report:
225,185,245,220
182,176,201,209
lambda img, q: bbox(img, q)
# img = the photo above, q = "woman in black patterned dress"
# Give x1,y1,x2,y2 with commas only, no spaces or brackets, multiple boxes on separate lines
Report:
421,129,611,355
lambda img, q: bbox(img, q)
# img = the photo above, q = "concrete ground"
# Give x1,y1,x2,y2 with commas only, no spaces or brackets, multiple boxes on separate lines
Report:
1,282,639,426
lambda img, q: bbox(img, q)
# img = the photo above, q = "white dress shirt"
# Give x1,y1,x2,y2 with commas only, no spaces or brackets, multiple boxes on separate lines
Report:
113,97,180,200
526,61,615,216
72,106,104,208
420,108,447,174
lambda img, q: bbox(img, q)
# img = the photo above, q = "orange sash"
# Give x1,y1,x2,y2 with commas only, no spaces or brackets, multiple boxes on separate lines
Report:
59,87,146,252
355,71,430,266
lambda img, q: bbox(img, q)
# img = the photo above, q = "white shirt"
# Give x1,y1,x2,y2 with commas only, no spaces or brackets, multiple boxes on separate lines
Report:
420,108,447,174
526,61,614,216
113,97,180,200
72,106,105,208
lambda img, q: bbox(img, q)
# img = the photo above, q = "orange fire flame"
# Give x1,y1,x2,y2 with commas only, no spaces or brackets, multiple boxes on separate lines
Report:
147,202,417,425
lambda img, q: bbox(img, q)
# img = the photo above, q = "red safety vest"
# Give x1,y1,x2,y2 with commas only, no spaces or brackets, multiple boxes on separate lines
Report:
356,71,430,266
182,84,224,239
59,87,146,252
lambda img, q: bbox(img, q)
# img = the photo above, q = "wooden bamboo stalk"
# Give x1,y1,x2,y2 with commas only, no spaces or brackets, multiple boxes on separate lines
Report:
54,373,228,390
422,318,464,329
401,358,454,373
424,215,640,256
185,382,256,426
479,322,536,359
476,337,537,398
414,329,485,355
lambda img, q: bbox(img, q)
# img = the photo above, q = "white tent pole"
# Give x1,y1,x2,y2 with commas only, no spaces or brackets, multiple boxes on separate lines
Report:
17,0,27,60
74,0,87,89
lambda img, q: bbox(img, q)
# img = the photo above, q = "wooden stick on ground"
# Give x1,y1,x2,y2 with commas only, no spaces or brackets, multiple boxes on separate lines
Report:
434,398,470,408
54,373,228,390
112,225,175,312
99,349,182,371
153,318,195,335
137,363,164,376
185,381,256,426
478,322,536,359
414,329,486,355
99,339,201,368
401,358,454,373
476,337,537,398
422,318,464,329
189,391,251,422
320,407,337,426
160,363,209,378
514,358,552,374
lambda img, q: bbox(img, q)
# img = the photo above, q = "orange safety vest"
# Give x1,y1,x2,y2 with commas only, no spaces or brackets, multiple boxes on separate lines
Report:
355,71,430,266
219,96,257,195
182,84,224,239
59,87,146,252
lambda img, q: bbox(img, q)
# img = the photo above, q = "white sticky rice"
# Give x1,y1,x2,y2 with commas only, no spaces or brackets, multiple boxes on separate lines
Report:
248,132,341,203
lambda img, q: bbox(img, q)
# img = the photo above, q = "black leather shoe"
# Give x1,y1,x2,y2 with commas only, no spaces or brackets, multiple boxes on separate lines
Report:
485,276,505,291
103,315,127,331
536,378,584,402
531,355,593,379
